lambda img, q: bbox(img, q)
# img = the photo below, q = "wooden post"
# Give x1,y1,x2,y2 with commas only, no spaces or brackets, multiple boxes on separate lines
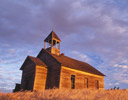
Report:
48,40,49,47
51,39,53,48
59,42,60,50
55,40,57,48
44,42,46,49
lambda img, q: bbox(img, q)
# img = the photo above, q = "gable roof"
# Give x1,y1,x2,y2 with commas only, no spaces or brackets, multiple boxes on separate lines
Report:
52,54,105,76
28,56,47,66
20,56,47,70
41,49,105,76
44,30,61,42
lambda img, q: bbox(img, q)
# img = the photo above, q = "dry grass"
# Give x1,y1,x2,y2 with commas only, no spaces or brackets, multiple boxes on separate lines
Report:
0,89,128,100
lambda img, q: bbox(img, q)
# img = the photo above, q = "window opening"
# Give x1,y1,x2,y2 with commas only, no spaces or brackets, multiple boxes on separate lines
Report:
71,75,75,89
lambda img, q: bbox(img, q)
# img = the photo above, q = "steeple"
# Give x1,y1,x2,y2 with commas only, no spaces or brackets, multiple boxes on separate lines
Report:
44,30,61,55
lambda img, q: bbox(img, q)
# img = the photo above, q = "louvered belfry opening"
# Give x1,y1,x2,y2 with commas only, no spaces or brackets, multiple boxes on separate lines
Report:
44,30,61,56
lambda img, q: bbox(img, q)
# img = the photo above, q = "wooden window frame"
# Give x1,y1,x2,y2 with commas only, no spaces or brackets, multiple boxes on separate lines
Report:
71,75,75,89
96,80,99,89
84,78,88,88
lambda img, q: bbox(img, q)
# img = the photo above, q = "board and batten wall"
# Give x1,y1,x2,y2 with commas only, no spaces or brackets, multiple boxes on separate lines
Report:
59,66,104,89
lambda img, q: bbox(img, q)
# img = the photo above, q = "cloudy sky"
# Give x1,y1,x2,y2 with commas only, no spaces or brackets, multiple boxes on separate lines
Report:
0,0,128,92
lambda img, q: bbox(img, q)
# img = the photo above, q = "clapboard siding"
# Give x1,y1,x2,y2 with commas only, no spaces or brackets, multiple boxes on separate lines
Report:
38,49,61,89
60,66,104,89
34,66,47,90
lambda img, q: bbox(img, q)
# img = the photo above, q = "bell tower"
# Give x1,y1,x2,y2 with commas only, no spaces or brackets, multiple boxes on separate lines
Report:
44,30,61,56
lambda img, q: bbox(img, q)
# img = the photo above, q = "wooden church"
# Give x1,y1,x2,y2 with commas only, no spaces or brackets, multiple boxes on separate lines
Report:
13,31,105,92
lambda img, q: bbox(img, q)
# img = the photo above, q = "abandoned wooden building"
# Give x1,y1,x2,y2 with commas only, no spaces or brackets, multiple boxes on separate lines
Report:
13,31,105,92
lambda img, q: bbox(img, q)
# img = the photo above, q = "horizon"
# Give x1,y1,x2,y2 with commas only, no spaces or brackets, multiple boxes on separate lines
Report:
0,0,128,93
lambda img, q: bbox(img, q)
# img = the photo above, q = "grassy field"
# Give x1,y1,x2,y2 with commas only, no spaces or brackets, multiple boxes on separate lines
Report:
0,89,128,100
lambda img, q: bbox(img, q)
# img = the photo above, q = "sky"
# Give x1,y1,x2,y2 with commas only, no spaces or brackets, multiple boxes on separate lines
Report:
0,0,128,92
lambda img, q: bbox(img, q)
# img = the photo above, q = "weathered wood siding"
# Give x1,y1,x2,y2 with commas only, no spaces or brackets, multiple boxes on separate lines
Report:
38,50,61,89
33,66,47,90
21,59,35,90
60,66,104,89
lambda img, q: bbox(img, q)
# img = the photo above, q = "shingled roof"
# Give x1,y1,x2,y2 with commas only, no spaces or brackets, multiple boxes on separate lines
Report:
20,56,47,70
44,30,61,42
40,49,105,76
52,54,105,76
28,56,47,66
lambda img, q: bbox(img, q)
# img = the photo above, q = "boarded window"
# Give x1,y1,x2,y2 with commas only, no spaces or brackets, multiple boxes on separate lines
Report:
71,75,75,89
84,78,88,88
95,80,99,89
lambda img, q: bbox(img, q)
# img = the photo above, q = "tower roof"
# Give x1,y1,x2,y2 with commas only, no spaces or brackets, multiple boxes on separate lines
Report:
44,30,61,42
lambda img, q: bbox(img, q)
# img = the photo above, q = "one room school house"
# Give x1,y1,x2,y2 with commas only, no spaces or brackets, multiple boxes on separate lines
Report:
14,31,105,92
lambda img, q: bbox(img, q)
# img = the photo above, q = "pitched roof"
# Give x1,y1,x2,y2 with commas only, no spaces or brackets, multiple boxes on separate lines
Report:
20,56,47,70
41,49,105,76
44,30,61,42
52,54,105,76
28,56,47,67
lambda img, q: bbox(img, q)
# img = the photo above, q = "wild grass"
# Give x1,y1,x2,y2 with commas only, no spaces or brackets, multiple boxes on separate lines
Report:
0,89,128,100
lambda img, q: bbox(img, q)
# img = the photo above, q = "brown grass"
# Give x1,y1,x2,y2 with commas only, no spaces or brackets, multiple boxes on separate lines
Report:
0,89,128,100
